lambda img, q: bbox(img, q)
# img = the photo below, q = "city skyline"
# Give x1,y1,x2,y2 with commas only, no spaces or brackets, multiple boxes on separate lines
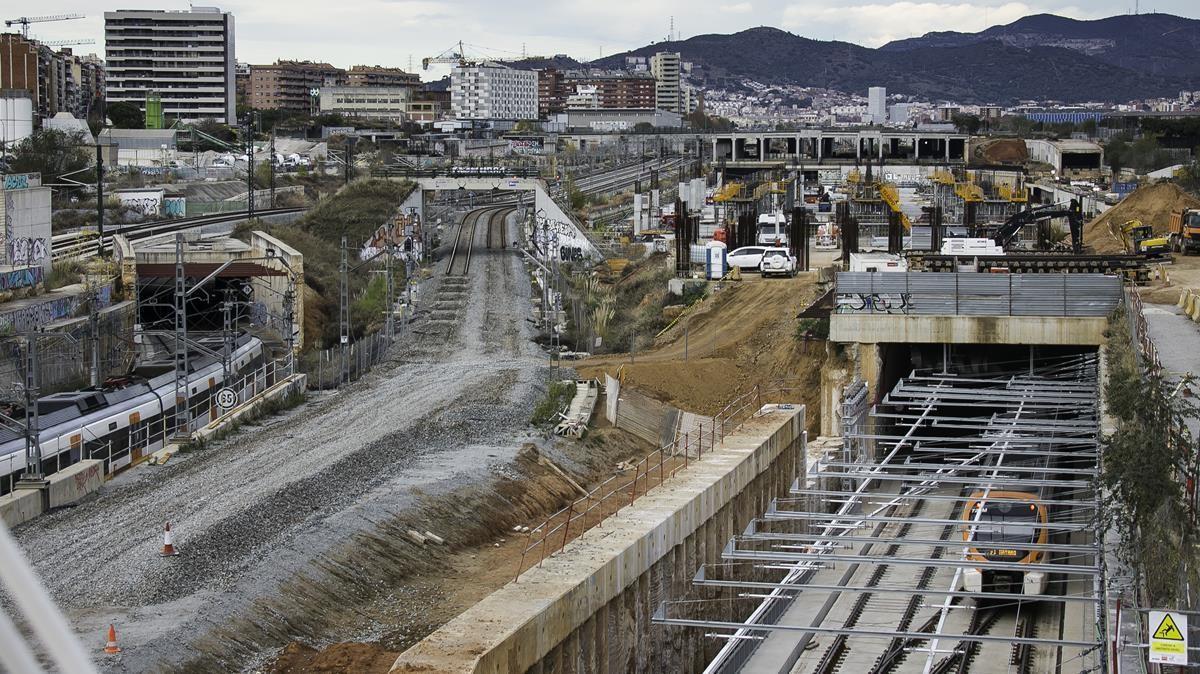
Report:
19,1,1200,82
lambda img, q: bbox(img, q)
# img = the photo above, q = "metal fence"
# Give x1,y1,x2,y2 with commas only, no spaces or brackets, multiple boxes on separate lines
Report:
301,331,394,390
834,272,1123,317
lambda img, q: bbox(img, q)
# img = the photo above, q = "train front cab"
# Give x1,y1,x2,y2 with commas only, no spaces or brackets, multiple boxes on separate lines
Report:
961,491,1049,596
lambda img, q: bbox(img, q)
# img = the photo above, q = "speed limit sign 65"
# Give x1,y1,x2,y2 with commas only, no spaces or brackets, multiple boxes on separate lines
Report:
215,387,237,410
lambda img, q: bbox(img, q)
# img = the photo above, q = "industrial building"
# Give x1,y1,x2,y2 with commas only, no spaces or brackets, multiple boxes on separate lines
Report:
546,108,682,133
104,7,237,123
319,85,414,123
1024,138,1104,177
450,63,537,121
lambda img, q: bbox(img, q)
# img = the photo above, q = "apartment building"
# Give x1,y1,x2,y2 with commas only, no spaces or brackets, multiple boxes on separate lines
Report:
247,60,345,113
346,65,420,88
104,7,236,123
650,51,681,114
450,63,537,121
538,68,656,115
0,34,106,126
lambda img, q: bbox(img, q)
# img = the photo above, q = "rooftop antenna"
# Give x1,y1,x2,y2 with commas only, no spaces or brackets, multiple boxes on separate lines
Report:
669,15,674,42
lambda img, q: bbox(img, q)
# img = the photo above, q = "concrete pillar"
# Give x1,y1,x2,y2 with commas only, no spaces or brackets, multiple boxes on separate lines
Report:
711,138,718,162
944,139,951,162
731,136,739,161
914,137,920,160
856,137,862,160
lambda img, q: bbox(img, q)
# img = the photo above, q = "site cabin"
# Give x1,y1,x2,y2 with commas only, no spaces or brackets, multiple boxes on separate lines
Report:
757,212,789,246
849,252,908,273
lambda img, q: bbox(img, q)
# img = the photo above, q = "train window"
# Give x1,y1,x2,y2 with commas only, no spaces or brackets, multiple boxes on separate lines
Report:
973,500,1040,545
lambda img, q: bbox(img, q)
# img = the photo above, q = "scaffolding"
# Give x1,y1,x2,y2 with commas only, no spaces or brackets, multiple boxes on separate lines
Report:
652,354,1107,674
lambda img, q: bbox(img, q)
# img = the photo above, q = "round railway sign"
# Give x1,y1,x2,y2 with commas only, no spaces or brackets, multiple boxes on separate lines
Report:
215,387,237,410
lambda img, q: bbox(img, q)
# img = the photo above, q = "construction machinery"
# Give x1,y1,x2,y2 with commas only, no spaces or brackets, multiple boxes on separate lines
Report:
991,203,1083,254
5,14,83,39
1119,219,1170,258
1168,208,1200,255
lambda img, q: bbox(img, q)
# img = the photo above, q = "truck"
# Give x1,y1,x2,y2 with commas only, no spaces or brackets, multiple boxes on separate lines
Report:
757,212,789,246
1169,209,1200,255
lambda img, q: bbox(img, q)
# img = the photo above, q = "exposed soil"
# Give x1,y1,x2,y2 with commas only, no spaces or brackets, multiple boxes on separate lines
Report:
974,138,1029,165
577,274,828,433
1084,183,1200,254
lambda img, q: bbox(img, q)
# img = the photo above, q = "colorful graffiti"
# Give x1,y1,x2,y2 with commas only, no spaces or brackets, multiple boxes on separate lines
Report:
2,174,31,190
0,266,44,291
0,283,113,334
163,197,186,217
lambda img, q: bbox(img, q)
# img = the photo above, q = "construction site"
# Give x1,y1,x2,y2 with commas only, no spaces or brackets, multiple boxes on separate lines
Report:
1,127,1199,674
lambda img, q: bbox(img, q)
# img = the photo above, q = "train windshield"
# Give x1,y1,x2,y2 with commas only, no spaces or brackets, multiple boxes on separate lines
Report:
970,500,1039,545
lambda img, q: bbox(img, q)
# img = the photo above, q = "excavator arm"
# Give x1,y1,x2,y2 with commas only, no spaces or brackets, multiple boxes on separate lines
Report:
991,201,1082,253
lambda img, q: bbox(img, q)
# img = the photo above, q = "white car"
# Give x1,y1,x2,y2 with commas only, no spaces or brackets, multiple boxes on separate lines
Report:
727,246,768,270
759,248,797,277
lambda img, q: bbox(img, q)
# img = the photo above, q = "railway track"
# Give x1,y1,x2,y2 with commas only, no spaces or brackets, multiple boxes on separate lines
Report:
446,207,514,276
51,207,306,261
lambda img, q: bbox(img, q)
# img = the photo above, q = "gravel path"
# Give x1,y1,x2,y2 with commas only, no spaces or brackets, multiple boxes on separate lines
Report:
14,210,549,672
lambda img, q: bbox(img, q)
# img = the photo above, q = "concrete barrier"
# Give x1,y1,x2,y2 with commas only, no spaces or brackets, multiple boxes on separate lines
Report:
47,459,104,509
194,374,306,442
0,488,43,528
391,404,805,674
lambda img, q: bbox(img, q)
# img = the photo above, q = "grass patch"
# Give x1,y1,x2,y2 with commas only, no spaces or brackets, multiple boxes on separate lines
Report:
531,380,575,426
181,389,307,452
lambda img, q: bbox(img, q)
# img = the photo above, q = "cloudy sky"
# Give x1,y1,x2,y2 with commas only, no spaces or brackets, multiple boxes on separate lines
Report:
29,0,1200,80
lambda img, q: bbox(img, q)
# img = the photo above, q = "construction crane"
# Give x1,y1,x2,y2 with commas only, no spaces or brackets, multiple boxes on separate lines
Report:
36,38,95,48
421,40,546,70
5,14,84,39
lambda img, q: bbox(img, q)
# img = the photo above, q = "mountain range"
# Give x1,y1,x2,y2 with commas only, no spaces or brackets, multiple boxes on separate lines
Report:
559,13,1200,104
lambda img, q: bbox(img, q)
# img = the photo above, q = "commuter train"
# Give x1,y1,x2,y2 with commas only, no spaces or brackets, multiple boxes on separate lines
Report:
960,489,1051,595
0,334,267,496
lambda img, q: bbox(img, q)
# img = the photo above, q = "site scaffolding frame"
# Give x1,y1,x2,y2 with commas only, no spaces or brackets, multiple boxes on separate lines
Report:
652,353,1109,674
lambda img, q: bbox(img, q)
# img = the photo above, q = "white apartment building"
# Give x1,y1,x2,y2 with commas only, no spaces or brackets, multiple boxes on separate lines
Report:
450,63,537,121
104,7,236,123
867,86,887,124
650,52,681,114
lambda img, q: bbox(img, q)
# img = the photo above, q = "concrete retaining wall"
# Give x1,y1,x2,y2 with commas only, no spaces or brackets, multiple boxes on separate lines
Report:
0,488,43,528
195,374,306,442
830,314,1109,345
47,459,104,509
391,404,805,674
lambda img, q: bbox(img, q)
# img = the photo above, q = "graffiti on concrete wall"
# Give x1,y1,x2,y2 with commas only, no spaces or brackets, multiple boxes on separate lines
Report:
163,197,186,217
121,197,162,216
0,266,44,291
2,174,30,190
1,192,11,261
0,283,113,334
10,237,48,266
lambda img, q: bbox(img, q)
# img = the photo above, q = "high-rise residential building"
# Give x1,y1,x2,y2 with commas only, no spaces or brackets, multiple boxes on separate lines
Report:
867,86,887,124
104,7,236,124
650,52,682,114
346,65,420,88
537,68,564,116
1,34,106,126
247,60,345,113
450,63,537,121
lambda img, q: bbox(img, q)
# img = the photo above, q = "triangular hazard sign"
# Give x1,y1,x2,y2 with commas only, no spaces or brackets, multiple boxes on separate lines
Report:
1153,613,1185,641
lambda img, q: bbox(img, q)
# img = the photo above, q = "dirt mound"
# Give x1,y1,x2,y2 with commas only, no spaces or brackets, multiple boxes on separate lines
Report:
975,138,1028,164
577,277,827,430
267,642,399,673
1085,183,1200,254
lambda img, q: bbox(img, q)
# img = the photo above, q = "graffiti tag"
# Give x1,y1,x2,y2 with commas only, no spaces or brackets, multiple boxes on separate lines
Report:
2,174,30,190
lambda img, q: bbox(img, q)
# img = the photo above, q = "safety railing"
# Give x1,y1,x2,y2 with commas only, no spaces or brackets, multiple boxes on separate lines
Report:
301,331,394,390
513,384,800,581
1124,284,1162,373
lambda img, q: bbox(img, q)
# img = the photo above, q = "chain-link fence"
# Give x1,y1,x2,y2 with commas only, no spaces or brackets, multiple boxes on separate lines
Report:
300,331,394,391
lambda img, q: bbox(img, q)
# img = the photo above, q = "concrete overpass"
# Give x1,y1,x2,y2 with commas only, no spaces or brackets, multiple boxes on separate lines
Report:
712,129,969,165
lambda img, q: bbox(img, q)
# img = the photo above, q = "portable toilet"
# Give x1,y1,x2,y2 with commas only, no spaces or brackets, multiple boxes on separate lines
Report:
706,240,728,280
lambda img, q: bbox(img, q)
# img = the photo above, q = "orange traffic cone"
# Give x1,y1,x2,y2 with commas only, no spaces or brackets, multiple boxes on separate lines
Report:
160,522,180,557
103,624,121,654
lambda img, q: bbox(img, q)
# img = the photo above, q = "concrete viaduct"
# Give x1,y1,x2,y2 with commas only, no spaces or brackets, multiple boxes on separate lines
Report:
711,129,969,165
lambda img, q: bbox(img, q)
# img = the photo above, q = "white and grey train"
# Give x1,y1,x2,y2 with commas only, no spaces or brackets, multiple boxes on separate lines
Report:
0,334,268,495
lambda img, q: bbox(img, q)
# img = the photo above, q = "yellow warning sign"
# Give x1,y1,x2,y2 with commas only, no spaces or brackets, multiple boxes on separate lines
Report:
1155,613,1185,641
1149,610,1189,665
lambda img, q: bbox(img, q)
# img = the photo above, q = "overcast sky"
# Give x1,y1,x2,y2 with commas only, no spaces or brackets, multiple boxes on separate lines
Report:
28,0,1200,81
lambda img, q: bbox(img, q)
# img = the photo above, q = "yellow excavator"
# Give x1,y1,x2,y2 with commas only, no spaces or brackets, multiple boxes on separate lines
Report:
1120,219,1170,258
